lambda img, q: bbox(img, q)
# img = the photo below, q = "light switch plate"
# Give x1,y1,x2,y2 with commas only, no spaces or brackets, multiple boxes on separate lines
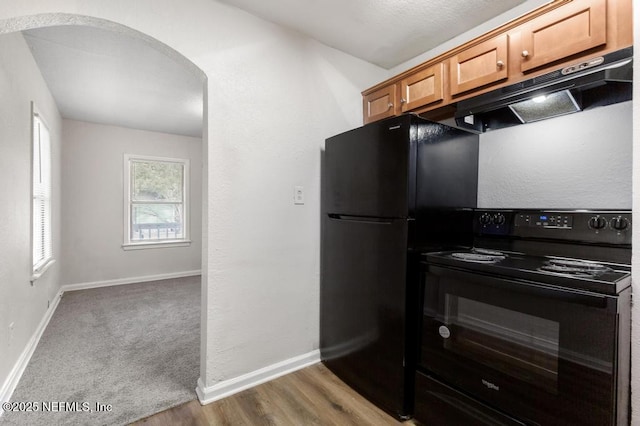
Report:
294,186,304,205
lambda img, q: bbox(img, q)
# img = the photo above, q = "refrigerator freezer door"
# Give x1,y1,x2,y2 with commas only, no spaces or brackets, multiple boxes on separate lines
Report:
320,214,409,417
325,117,410,218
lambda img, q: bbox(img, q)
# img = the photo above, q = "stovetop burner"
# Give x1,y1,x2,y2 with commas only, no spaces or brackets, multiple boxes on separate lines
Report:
473,248,506,257
538,258,612,277
450,248,507,263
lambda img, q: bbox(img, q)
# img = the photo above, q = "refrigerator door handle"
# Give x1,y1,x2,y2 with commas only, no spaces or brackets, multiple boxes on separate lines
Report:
328,214,400,224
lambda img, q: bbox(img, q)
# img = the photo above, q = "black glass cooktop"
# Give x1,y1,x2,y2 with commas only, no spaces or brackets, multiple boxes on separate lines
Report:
424,249,631,295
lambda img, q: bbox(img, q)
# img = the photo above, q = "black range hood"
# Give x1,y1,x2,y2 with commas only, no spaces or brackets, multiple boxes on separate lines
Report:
454,47,633,132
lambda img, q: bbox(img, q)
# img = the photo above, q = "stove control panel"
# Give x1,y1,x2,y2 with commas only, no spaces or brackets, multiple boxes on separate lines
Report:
475,210,632,245
517,213,573,229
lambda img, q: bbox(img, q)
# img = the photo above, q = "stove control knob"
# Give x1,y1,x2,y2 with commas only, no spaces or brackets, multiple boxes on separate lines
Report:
479,213,492,225
493,213,506,225
588,215,607,230
611,216,629,231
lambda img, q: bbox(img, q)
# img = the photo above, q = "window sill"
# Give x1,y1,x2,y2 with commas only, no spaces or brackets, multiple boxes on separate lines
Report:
31,258,56,283
122,240,192,251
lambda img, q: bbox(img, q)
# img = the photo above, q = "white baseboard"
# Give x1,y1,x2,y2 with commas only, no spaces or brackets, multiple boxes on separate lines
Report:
0,288,64,416
196,350,320,405
62,270,201,292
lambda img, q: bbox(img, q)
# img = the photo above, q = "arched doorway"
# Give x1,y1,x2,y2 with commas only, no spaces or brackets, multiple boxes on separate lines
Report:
0,14,209,424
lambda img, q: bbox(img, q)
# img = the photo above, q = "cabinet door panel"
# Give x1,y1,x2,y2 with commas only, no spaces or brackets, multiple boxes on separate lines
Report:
363,85,396,124
400,63,444,112
450,34,508,96
520,0,606,72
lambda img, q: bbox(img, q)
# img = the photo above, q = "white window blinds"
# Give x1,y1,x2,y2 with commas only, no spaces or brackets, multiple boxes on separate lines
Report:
33,113,52,272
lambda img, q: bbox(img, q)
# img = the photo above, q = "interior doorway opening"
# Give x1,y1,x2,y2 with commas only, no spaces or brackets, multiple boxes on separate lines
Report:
0,14,209,424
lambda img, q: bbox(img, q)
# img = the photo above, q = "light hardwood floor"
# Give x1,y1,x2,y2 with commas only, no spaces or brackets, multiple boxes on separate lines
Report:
132,363,418,425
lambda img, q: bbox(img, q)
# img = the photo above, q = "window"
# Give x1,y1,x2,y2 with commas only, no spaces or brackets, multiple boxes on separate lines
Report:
123,155,190,249
32,111,53,276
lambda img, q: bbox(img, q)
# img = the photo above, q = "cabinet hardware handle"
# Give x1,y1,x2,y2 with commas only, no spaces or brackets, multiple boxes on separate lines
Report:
497,60,504,68
388,102,394,109
522,50,529,58
400,98,406,104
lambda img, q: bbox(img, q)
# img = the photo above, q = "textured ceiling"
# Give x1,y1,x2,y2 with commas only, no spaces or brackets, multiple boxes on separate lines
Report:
18,1,534,137
216,0,527,69
22,25,204,138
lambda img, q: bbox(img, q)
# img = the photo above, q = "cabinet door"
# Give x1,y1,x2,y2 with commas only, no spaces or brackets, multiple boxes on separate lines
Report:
520,0,607,72
400,63,444,112
363,85,396,124
449,34,508,96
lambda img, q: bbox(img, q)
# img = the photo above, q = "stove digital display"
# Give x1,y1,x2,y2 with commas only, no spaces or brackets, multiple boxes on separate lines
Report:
538,214,572,228
515,213,573,229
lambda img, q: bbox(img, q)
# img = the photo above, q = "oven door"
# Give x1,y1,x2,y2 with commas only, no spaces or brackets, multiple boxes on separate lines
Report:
419,264,621,426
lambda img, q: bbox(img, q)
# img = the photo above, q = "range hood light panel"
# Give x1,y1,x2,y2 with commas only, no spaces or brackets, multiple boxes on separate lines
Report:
508,90,581,123
454,48,632,132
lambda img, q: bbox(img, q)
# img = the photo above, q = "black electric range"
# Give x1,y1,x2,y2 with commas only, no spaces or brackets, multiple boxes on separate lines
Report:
415,209,632,426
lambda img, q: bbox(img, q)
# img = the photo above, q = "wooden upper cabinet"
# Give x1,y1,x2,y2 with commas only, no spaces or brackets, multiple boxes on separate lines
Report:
449,34,508,96
361,0,630,124
363,85,396,124
399,63,444,112
520,0,607,72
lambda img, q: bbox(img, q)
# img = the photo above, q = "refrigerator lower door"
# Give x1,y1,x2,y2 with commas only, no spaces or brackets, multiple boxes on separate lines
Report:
320,214,409,418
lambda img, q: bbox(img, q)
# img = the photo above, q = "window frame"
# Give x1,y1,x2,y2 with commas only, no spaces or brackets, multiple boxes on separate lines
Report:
123,154,191,250
31,106,55,281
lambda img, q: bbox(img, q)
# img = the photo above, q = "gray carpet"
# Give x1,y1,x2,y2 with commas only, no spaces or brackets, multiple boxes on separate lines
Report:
1,276,200,426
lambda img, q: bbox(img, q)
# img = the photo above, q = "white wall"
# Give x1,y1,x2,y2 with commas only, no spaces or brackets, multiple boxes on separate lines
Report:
61,119,202,285
202,20,387,384
0,0,389,394
0,32,62,396
478,101,632,209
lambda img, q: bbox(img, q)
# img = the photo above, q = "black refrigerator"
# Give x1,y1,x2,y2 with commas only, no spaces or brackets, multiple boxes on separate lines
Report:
320,114,479,418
